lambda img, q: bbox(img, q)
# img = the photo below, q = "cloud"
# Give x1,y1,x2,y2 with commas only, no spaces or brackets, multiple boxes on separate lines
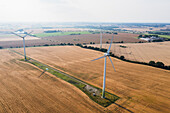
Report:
40,0,70,5
0,0,170,22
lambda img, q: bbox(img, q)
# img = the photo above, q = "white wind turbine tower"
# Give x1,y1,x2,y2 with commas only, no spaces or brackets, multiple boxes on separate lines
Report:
100,25,103,49
12,31,33,61
92,34,115,98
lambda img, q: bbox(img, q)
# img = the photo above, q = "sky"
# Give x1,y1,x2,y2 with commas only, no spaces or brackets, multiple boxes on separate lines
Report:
0,0,170,23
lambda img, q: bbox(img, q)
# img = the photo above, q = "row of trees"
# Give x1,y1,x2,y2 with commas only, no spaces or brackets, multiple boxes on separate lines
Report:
43,43,74,46
8,43,74,48
75,44,107,52
70,33,81,35
138,34,159,38
149,61,170,69
148,31,170,35
44,30,62,33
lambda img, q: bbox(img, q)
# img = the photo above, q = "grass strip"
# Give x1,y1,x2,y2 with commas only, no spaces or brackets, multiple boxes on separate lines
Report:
10,47,120,107
27,59,119,107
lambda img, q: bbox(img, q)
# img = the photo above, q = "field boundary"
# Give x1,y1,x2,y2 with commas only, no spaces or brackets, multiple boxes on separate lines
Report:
34,31,93,38
9,49,120,107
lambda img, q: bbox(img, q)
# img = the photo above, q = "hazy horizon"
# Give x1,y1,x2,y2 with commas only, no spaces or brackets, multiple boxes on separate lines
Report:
0,0,170,23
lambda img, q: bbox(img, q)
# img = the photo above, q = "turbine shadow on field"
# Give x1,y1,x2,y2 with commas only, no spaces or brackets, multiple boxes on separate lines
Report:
104,97,133,113
113,102,134,113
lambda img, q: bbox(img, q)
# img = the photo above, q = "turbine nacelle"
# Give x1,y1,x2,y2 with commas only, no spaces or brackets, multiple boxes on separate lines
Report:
104,53,110,56
11,31,33,39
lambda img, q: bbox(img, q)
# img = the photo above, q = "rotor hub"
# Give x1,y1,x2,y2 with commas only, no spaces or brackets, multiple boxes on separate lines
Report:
104,53,109,56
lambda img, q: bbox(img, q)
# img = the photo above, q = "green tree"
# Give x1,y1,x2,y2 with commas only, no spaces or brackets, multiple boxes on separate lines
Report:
155,62,164,67
138,35,143,38
149,61,155,66
120,56,125,60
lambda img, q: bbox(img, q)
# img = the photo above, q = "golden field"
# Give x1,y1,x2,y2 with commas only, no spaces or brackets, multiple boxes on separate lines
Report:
0,49,105,112
15,46,170,113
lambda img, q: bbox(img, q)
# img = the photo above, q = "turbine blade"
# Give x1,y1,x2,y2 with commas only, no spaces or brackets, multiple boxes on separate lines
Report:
28,31,33,35
100,31,102,48
91,55,105,61
108,56,116,71
107,34,114,54
11,32,23,38
23,31,33,38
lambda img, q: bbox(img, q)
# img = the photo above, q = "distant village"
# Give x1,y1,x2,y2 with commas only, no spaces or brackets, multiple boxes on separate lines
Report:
139,35,164,42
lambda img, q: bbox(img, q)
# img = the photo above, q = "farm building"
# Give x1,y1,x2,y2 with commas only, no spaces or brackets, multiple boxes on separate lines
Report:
140,36,164,42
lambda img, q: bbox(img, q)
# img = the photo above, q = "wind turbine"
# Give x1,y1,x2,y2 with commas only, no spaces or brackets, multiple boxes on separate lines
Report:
92,34,115,98
12,31,33,61
100,25,103,49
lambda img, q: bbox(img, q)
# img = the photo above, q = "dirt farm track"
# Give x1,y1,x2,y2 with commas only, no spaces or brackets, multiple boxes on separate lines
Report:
14,46,170,113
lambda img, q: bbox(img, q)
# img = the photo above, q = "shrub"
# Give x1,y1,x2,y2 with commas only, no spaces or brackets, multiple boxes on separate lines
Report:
120,45,127,48
94,47,99,50
120,56,125,60
149,61,155,66
75,43,82,47
138,35,143,38
83,46,87,48
168,66,170,70
100,48,107,52
155,62,164,68
110,53,115,57
43,44,49,46
67,43,74,45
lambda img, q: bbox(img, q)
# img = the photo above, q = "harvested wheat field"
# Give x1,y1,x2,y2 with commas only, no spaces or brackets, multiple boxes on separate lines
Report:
0,39,60,48
0,49,105,113
15,46,170,113
89,41,170,65
0,34,40,41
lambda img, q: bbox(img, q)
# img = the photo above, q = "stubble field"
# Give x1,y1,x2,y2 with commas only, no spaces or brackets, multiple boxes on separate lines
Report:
0,34,40,41
0,49,104,113
15,46,170,113
0,33,143,49
89,41,170,65
42,33,143,44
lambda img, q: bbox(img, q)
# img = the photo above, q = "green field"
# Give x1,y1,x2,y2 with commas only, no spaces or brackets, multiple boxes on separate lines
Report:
158,35,170,39
148,34,170,39
34,31,92,37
